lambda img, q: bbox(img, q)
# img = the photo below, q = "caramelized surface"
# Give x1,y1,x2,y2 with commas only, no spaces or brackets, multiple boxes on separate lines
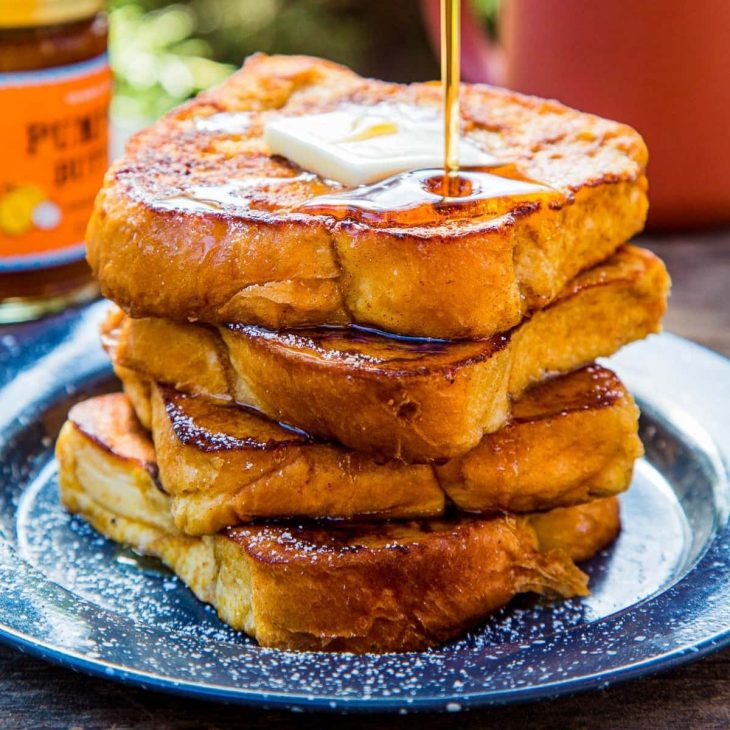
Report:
230,497,620,566
103,55,644,222
68,393,157,478
226,323,507,373
161,386,309,452
143,378,444,532
511,365,625,422
225,518,483,558
152,366,628,455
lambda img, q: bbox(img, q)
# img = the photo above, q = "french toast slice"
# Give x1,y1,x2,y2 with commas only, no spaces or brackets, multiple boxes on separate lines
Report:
107,245,667,462
57,398,621,652
87,53,648,339
80,365,639,534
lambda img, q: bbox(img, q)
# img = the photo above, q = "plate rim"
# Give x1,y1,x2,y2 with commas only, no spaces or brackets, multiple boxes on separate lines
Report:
0,620,729,713
0,596,730,714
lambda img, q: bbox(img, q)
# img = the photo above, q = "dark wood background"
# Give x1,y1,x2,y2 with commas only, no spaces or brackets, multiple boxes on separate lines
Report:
1,230,728,729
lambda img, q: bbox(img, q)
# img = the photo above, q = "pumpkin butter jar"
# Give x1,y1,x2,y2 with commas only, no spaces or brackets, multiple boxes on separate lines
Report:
0,1,110,322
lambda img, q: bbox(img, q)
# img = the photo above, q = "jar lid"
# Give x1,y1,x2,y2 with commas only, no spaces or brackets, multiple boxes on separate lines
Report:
0,0,105,28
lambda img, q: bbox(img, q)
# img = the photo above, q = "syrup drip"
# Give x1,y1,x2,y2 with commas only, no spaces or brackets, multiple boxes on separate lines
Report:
441,0,461,195
300,166,549,227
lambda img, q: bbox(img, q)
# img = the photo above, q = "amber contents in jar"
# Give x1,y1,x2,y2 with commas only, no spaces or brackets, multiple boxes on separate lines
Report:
0,7,109,322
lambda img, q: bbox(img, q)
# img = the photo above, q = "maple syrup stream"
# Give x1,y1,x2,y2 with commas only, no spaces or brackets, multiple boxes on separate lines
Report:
441,0,461,196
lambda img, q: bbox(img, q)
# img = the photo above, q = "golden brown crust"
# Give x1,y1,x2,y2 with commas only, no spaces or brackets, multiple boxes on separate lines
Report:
67,391,156,468
529,497,621,563
97,365,639,533
64,480,588,653
149,382,444,533
107,245,667,462
57,405,623,652
87,54,648,338
219,515,588,652
435,365,643,513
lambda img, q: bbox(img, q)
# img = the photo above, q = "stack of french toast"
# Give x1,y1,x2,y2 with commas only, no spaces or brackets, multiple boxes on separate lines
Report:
56,55,669,653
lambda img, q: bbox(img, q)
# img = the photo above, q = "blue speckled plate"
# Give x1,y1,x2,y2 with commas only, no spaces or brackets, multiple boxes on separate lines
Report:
0,301,728,713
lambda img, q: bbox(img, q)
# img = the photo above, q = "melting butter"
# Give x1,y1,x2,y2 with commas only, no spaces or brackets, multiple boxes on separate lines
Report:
264,103,499,186
339,119,399,143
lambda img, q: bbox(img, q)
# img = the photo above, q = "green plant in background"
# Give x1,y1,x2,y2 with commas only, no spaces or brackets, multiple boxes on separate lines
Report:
110,2,234,125
472,0,500,36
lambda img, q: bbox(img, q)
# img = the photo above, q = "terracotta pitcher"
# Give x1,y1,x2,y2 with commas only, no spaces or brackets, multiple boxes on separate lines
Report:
422,0,730,228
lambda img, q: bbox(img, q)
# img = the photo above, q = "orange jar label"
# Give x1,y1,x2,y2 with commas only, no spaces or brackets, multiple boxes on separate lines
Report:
0,53,110,271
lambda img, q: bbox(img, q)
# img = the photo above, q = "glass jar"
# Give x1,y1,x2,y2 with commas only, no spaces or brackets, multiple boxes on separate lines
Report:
0,1,110,322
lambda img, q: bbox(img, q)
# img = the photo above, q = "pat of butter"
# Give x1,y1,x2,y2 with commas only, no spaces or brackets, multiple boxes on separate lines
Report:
264,103,499,186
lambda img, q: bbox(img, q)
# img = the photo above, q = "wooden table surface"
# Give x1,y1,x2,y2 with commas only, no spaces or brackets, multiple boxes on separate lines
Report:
1,230,729,730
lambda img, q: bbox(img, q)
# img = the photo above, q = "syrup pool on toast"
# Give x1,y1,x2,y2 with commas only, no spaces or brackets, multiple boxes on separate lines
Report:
299,166,550,226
